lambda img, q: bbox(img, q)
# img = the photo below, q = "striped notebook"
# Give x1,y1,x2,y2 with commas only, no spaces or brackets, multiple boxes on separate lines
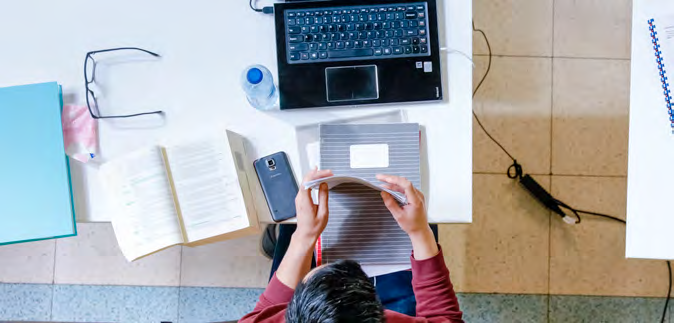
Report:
317,123,420,266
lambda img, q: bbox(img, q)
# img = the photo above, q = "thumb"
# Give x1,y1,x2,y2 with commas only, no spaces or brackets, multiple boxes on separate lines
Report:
381,191,404,218
317,183,329,220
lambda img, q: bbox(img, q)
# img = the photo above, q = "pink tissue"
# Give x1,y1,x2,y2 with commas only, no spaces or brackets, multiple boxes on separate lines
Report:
62,105,98,163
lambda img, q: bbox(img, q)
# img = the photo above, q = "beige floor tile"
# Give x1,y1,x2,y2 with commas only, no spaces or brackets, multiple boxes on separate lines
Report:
439,174,550,294
554,0,632,59
180,234,271,288
473,0,553,56
473,56,552,175
549,176,670,297
552,58,630,176
0,240,55,284
54,223,181,286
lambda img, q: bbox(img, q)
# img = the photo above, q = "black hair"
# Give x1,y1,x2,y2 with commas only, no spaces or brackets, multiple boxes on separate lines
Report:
285,260,385,323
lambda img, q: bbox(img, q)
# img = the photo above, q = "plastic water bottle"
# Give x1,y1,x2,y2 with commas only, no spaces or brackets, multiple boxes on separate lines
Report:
241,65,279,111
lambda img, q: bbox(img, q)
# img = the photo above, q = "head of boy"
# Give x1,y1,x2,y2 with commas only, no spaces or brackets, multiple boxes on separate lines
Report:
285,259,384,322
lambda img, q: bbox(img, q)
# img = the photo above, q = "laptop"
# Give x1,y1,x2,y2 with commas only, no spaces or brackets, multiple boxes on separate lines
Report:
274,0,442,110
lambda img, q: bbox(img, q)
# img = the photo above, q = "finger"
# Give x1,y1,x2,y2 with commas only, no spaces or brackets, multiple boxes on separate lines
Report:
303,169,334,183
417,190,426,203
298,169,332,204
317,183,329,220
381,191,404,218
376,174,420,205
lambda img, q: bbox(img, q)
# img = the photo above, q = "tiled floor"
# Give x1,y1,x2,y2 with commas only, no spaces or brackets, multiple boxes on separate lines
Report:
448,0,670,299
2,0,673,322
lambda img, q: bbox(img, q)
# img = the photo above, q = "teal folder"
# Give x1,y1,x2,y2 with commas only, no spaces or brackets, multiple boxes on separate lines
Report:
0,82,77,245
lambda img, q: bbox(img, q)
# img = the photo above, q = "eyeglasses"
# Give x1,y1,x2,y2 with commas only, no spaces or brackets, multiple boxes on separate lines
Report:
84,47,165,119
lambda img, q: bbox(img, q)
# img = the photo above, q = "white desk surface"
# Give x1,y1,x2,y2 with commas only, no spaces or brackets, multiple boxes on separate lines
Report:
627,0,674,260
0,0,472,225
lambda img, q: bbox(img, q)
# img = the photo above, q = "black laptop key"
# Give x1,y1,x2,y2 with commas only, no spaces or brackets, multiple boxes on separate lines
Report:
289,52,300,60
289,26,301,34
289,35,303,43
328,48,374,58
405,11,417,19
289,43,308,51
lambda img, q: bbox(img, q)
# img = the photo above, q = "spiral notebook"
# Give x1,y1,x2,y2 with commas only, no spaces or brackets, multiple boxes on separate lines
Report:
648,17,674,132
316,123,420,272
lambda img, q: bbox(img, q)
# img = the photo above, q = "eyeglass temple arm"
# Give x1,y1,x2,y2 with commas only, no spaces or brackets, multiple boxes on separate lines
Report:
85,47,161,57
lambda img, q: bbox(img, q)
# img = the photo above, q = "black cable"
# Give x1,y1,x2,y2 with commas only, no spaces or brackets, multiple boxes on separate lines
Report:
249,0,262,12
249,0,273,14
575,209,626,224
472,20,671,322
664,261,672,323
471,21,520,176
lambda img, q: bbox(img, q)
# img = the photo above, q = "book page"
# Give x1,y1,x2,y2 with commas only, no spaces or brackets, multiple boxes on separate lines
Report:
100,148,184,261
164,139,250,243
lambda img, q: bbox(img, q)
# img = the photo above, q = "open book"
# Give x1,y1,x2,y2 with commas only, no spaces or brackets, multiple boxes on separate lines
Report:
100,131,259,261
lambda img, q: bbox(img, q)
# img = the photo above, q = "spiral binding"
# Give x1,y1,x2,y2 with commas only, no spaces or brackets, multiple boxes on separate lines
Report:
649,19,674,133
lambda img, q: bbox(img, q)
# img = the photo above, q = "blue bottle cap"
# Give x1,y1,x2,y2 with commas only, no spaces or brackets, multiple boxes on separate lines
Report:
247,68,264,84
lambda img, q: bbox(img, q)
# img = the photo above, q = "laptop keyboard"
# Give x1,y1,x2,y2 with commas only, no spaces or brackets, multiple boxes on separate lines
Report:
283,2,431,64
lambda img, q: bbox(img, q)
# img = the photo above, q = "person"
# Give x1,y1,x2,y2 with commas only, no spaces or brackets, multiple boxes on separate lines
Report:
240,169,463,322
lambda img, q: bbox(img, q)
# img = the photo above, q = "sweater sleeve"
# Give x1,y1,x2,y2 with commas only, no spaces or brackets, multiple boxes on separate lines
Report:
239,274,293,322
410,246,464,322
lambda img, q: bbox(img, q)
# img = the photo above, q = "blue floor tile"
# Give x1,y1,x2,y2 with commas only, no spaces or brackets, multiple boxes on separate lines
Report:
550,295,668,323
52,285,124,322
457,293,548,323
0,283,52,321
121,286,179,323
178,287,263,323
52,285,180,323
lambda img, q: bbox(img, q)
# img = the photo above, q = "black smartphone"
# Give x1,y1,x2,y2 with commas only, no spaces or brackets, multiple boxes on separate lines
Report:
254,151,299,222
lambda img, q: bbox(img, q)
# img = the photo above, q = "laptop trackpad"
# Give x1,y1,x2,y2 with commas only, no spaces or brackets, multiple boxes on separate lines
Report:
326,65,379,102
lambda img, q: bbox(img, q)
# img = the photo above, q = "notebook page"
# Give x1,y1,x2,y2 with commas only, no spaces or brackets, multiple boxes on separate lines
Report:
320,123,419,267
164,139,249,243
655,16,674,82
101,147,184,261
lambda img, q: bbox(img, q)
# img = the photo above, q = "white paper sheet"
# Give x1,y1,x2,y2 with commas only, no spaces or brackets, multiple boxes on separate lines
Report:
100,148,184,261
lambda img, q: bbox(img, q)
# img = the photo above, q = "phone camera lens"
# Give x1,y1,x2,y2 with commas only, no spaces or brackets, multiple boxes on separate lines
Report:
267,159,276,167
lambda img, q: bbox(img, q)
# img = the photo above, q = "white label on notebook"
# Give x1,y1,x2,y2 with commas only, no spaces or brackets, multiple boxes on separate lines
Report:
350,144,389,168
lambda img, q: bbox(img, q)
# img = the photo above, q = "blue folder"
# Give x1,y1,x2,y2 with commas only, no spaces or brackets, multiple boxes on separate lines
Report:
0,82,76,245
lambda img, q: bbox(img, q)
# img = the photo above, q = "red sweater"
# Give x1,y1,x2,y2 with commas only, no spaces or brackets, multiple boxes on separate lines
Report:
240,248,464,322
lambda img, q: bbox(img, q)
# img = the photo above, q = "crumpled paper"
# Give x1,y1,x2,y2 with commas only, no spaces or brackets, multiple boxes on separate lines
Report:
62,105,97,163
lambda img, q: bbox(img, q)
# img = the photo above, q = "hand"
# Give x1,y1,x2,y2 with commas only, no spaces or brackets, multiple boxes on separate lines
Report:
294,168,333,242
378,174,438,260
377,174,429,236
